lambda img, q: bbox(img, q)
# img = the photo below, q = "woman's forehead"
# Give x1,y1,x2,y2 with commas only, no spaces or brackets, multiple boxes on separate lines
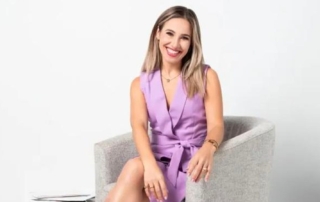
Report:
162,18,191,35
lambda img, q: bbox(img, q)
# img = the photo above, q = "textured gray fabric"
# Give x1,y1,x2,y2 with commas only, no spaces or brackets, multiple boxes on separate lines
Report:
94,116,275,202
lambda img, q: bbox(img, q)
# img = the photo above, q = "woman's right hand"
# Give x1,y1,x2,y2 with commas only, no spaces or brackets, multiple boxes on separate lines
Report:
143,162,168,201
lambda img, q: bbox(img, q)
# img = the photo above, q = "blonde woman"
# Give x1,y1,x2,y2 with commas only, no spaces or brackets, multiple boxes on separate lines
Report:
106,5,224,202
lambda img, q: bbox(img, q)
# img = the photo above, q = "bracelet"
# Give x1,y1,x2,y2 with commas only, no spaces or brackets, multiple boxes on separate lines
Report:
204,139,219,150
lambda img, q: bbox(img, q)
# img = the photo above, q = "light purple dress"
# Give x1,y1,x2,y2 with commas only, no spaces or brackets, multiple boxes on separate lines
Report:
140,65,209,202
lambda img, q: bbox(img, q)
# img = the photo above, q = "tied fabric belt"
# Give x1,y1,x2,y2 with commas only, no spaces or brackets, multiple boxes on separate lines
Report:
152,135,204,187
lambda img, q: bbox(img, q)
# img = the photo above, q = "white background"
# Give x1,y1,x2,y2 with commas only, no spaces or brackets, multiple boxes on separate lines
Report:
0,0,319,201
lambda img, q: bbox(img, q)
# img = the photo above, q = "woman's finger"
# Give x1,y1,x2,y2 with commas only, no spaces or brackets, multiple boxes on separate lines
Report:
148,183,157,200
198,162,210,182
191,160,205,182
159,178,168,200
153,181,163,200
143,183,151,200
195,161,209,182
187,160,196,177
205,160,213,182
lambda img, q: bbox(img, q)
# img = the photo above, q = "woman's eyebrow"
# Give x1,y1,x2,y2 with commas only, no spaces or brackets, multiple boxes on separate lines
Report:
165,29,190,38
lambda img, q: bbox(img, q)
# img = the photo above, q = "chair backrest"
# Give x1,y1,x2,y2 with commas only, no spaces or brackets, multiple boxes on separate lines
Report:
223,115,274,142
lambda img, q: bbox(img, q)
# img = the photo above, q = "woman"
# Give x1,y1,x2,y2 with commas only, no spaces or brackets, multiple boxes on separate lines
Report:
106,5,224,202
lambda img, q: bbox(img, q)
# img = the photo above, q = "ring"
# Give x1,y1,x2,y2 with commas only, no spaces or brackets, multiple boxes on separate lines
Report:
202,167,208,171
144,185,154,188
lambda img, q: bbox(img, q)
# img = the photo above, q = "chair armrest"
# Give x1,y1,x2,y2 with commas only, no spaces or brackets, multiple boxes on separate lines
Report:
94,132,138,202
186,116,276,202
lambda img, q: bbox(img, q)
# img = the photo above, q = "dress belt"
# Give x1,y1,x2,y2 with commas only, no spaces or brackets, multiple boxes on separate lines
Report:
152,135,204,187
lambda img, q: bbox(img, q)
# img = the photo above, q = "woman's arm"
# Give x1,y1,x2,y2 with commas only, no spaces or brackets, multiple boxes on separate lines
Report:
203,67,224,153
130,76,157,167
186,67,224,182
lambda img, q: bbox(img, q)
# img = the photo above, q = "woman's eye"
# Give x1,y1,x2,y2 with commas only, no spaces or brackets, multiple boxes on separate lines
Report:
182,37,189,40
166,32,173,36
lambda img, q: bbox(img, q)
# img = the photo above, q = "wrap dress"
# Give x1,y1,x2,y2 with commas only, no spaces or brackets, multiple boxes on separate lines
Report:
140,65,209,202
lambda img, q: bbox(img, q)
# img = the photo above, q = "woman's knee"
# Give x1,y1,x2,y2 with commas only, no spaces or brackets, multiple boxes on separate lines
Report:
118,157,144,184
104,194,111,202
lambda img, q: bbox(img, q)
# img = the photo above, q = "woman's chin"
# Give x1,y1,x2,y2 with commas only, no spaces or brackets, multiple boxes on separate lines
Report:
163,57,182,66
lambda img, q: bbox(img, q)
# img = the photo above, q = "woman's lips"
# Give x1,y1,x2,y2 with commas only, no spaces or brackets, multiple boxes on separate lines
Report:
166,47,181,57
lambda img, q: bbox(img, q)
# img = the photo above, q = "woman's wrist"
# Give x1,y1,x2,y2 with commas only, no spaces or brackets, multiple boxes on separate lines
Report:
202,141,217,154
203,138,219,153
142,157,158,169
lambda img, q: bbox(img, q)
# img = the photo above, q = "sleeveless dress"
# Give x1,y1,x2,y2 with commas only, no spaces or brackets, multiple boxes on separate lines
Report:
139,65,209,202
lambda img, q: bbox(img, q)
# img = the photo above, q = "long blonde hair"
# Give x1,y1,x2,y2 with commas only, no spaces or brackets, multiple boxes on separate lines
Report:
141,5,206,97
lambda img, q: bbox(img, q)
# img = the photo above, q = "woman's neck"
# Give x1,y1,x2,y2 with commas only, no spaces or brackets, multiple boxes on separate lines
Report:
161,62,181,77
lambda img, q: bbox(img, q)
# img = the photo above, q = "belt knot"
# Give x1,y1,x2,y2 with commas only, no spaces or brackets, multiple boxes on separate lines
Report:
179,140,191,148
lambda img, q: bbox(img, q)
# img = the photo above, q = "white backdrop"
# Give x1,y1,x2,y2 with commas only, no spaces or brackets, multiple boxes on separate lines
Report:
0,0,319,201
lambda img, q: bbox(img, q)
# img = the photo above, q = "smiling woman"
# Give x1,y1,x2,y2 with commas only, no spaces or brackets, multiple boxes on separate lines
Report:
156,18,191,66
105,5,224,202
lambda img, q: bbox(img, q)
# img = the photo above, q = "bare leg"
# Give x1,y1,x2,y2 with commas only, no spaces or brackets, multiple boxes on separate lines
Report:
105,157,149,202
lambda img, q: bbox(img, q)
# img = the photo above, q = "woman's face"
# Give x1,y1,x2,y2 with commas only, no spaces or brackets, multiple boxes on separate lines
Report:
156,18,191,66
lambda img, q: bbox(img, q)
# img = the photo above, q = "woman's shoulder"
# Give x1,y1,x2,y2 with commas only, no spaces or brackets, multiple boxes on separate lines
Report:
203,64,220,90
202,64,218,75
131,70,158,93
140,69,159,82
130,76,141,91
202,63,211,72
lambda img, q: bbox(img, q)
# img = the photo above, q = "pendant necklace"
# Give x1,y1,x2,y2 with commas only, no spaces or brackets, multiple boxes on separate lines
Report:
161,73,181,83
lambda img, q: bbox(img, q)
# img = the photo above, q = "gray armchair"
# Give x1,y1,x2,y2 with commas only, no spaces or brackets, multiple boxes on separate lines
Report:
94,116,275,202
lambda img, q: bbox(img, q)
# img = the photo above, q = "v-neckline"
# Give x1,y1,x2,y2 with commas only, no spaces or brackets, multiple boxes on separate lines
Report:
159,70,181,113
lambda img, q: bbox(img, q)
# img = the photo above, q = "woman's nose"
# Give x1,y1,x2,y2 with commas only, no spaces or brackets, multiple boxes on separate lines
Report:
170,37,180,49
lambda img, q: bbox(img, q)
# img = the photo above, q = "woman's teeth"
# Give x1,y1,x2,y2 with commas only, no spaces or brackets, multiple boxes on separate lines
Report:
166,48,180,56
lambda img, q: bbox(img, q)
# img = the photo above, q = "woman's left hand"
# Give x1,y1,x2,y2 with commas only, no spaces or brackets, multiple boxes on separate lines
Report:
186,143,216,182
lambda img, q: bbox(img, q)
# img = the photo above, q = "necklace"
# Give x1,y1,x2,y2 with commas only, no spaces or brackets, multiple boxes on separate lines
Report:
161,73,181,83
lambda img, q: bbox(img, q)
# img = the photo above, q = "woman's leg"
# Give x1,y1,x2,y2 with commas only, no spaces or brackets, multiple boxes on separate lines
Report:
105,157,149,202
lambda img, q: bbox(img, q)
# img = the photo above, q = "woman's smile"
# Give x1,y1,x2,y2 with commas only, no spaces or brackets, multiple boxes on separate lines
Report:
166,47,181,57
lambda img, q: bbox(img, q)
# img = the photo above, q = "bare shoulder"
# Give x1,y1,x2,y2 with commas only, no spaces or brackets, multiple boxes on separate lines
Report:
206,66,221,88
130,76,141,92
130,75,148,126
